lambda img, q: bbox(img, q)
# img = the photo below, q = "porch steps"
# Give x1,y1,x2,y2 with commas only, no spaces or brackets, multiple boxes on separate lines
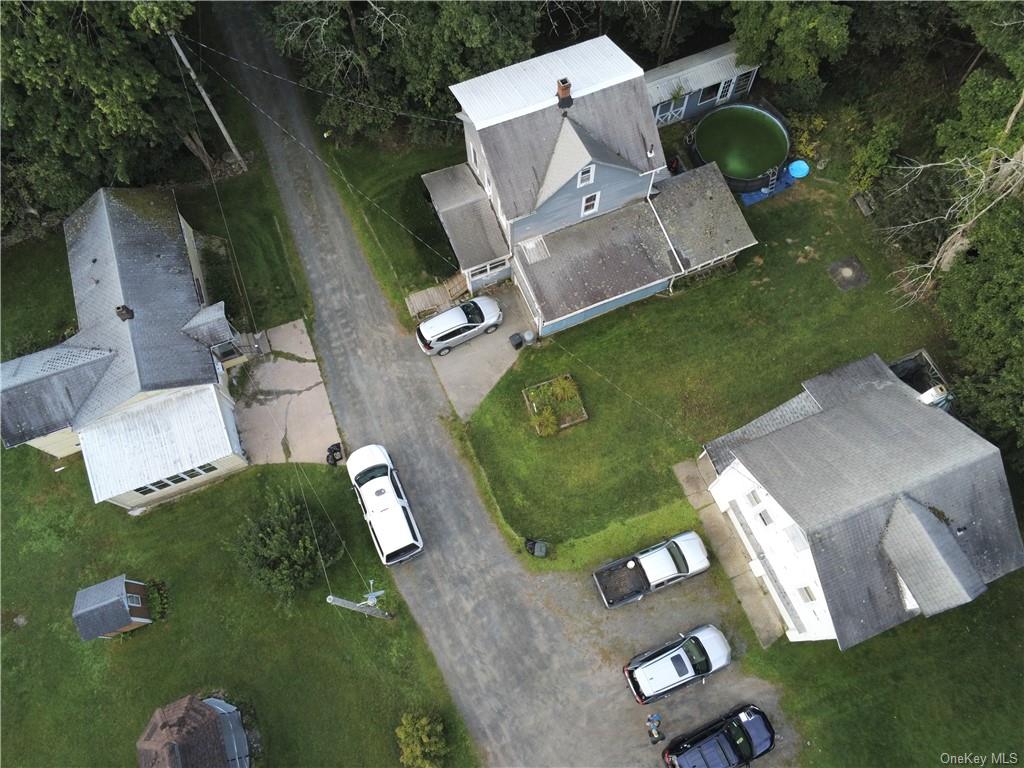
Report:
405,274,468,320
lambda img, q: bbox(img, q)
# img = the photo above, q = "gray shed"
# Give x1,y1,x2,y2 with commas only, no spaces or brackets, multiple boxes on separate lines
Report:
645,42,759,126
71,574,152,641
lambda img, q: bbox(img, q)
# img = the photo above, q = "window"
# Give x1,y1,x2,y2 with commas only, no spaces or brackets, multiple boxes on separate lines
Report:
438,326,468,342
150,480,171,490
784,524,810,552
798,586,816,604
183,468,202,479
746,490,761,506
198,464,217,474
698,83,719,104
134,486,156,496
127,593,142,607
167,474,188,485
581,192,600,216
577,165,595,188
483,168,491,195
758,509,773,526
392,471,404,500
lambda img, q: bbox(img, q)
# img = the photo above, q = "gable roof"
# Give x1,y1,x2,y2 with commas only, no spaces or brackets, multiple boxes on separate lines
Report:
71,574,131,640
644,41,756,105
181,302,234,348
0,345,114,446
450,36,643,130
137,695,230,768
706,353,1023,649
455,41,665,220
1,188,219,446
535,119,637,208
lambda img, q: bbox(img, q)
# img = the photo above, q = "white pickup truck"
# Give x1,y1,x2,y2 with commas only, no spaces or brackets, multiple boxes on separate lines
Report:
593,532,710,608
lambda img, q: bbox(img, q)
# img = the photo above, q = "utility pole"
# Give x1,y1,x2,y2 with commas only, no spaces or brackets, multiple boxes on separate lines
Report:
168,32,247,172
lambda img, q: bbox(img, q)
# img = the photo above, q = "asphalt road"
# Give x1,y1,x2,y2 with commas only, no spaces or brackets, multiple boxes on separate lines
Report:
221,11,798,767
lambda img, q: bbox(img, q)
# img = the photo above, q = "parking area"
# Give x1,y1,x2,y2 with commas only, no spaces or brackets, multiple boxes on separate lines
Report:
428,282,535,419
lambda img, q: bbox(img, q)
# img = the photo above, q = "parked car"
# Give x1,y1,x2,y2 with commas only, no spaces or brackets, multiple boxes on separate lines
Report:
416,297,502,356
593,531,710,608
662,704,776,768
346,444,423,566
624,624,731,704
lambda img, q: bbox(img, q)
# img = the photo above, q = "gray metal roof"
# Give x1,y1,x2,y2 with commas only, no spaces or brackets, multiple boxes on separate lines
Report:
1,188,220,447
203,699,250,768
731,383,1023,649
644,42,757,105
652,163,758,271
182,302,234,347
71,574,130,641
421,164,509,270
0,345,114,446
514,199,678,322
882,496,986,615
450,36,643,130
470,76,665,219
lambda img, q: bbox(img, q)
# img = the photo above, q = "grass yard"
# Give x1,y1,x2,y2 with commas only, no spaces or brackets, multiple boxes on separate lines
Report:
0,447,478,767
467,177,946,551
324,140,465,326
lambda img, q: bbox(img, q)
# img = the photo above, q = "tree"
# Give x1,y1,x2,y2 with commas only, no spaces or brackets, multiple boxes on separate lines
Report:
395,713,449,768
0,3,201,235
233,487,343,605
730,1,851,108
937,198,1024,470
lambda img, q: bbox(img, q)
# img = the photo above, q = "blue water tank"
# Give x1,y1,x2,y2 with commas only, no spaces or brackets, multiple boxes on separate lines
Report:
788,159,811,179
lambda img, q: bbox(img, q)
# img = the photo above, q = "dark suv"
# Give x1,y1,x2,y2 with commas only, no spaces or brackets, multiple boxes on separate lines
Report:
662,704,775,768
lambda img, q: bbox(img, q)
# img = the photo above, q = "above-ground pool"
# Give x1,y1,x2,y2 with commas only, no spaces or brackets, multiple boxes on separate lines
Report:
692,104,790,191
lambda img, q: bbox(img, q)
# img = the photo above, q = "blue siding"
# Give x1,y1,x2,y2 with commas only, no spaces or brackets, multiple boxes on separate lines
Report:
467,263,512,293
539,278,672,336
511,163,649,244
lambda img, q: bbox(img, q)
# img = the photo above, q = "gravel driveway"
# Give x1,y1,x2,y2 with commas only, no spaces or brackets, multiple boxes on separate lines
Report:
221,11,799,767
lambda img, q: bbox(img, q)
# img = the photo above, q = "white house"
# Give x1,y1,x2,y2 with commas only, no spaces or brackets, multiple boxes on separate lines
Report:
702,353,1024,650
0,188,250,509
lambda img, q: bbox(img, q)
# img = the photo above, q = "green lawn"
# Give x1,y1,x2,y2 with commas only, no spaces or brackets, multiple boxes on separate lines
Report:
0,448,477,767
1,232,75,361
324,140,465,326
467,177,946,552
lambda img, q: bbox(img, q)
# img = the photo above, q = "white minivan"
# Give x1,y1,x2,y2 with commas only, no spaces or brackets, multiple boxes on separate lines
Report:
346,444,423,566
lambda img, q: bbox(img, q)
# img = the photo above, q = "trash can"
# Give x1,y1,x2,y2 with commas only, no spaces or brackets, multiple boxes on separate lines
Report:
509,333,524,350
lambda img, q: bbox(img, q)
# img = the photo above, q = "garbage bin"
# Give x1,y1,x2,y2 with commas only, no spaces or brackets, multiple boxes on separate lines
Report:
509,332,524,350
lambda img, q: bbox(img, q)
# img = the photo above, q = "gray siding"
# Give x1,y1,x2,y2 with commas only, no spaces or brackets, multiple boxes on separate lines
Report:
652,73,756,126
539,277,671,336
467,262,512,293
510,162,649,244
462,122,508,235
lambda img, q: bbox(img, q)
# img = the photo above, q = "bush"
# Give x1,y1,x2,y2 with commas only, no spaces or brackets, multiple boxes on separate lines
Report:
531,407,558,437
395,713,449,768
788,113,828,159
232,487,343,605
549,375,579,403
849,118,901,193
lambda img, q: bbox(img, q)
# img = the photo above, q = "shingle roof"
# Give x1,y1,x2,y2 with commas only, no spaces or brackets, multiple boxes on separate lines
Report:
708,354,1024,649
466,76,665,219
535,119,639,208
644,41,756,105
71,574,131,641
181,302,234,348
137,695,230,768
1,188,220,447
421,164,509,270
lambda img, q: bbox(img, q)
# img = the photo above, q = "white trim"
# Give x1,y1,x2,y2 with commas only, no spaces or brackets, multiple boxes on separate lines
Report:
512,256,544,328
697,83,719,105
127,593,143,607
577,164,595,188
647,198,685,275
469,143,478,169
540,273,674,328
581,191,600,216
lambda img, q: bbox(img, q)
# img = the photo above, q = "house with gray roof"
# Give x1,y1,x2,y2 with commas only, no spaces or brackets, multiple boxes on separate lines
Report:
0,188,249,509
72,574,152,640
701,353,1024,650
422,36,755,336
137,694,251,768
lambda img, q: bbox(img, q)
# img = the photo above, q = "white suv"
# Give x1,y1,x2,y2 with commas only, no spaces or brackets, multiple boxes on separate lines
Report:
346,445,423,566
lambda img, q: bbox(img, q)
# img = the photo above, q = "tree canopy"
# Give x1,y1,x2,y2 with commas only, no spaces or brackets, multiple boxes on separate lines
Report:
1,2,197,235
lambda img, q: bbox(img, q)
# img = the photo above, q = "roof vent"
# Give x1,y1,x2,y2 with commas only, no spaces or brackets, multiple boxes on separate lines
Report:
115,305,134,321
557,77,573,109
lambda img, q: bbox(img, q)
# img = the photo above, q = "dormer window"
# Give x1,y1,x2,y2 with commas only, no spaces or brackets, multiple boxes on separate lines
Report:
581,191,600,216
577,165,595,188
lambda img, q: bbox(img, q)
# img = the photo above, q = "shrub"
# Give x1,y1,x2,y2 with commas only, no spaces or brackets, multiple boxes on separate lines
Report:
788,112,828,159
549,376,579,403
531,407,558,437
849,118,901,193
145,581,169,619
395,713,449,768
232,487,343,605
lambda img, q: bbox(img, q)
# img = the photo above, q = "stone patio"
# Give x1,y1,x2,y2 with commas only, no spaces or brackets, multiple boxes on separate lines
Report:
235,320,341,465
673,456,786,648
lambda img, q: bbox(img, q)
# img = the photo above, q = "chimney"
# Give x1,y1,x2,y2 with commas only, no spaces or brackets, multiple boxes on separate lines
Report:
115,305,134,321
557,78,573,109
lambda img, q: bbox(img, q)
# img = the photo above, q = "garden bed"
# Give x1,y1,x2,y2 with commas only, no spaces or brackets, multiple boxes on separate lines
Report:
522,374,588,436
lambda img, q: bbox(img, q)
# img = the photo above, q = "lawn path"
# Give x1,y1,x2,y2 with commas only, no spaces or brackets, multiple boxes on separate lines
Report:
220,10,798,766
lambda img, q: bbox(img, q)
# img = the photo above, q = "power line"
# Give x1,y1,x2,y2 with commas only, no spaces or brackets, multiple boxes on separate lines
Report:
178,31,460,126
171,47,260,336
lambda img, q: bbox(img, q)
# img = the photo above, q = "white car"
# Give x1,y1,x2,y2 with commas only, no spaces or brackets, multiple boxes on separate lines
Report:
346,445,423,566
415,297,503,356
624,624,732,704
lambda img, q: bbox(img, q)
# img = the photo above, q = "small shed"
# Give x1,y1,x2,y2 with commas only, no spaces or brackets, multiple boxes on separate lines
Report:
137,694,251,768
71,574,152,641
645,42,759,126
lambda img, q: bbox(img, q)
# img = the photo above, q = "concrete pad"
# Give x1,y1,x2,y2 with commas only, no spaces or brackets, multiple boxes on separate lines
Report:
698,505,751,579
429,284,534,419
236,320,340,465
734,571,787,647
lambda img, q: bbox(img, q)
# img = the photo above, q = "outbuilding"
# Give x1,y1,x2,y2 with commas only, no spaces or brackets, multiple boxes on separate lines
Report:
71,574,152,641
645,42,759,126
